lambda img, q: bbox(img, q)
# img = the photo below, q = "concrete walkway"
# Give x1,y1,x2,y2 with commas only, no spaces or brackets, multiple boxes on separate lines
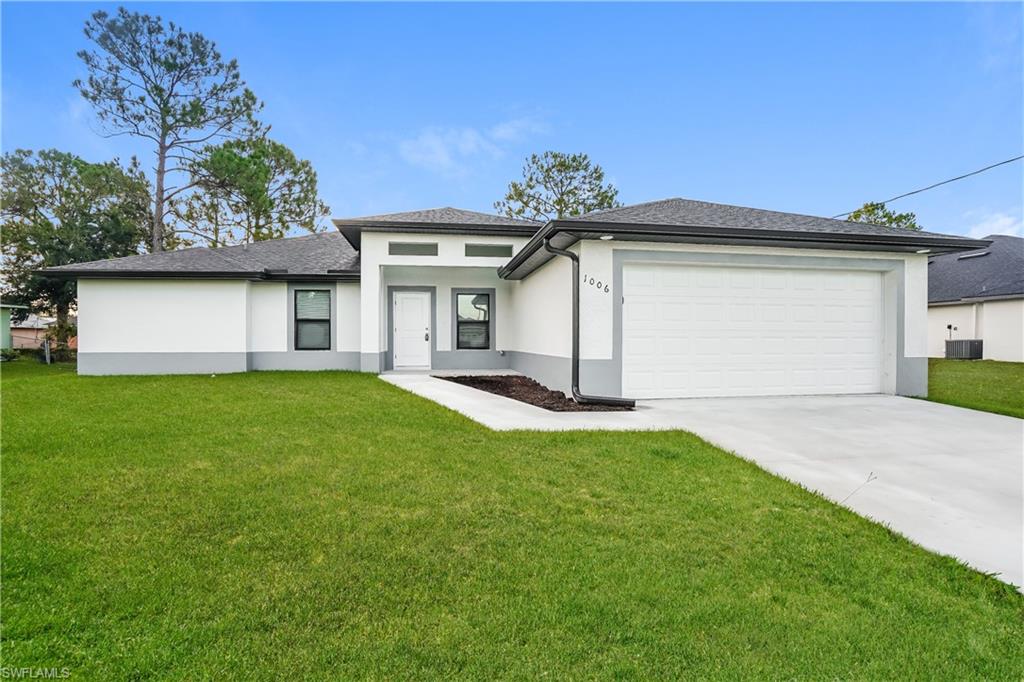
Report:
382,373,1024,588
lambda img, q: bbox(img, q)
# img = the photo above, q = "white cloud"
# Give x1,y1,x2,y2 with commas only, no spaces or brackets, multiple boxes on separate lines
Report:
488,117,548,142
397,117,547,176
967,3,1023,74
57,97,116,158
964,210,1024,239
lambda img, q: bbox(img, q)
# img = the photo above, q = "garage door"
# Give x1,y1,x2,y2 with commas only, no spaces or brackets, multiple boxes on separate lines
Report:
622,263,884,398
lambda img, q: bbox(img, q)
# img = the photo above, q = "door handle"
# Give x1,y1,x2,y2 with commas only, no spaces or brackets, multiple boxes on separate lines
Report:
424,332,430,341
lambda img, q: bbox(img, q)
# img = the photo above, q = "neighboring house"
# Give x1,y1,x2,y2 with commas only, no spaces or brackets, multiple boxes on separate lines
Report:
927,234,1024,362
46,198,985,399
3,312,80,350
11,313,54,349
1,303,28,350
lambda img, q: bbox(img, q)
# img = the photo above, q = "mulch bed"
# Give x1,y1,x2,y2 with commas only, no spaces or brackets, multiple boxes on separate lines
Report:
440,374,633,412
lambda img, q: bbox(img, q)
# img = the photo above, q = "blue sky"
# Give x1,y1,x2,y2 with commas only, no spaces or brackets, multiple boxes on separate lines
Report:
3,2,1022,239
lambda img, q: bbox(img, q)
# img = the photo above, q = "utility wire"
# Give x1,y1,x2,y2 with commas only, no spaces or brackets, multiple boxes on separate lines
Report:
833,155,1024,219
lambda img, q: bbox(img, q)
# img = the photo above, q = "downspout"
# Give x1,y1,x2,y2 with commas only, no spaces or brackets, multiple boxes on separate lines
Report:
544,238,635,408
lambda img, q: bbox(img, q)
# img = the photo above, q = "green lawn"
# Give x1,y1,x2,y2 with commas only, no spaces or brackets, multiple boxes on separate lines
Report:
2,362,1022,679
928,358,1024,418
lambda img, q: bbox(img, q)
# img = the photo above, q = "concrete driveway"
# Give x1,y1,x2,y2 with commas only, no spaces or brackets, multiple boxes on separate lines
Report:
643,395,1023,589
383,374,1024,588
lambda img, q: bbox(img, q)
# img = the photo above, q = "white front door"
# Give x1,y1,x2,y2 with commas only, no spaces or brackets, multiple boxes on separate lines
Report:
393,291,432,369
622,263,884,398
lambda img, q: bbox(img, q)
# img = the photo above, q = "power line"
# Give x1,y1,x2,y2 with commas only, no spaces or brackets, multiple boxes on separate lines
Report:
833,155,1024,219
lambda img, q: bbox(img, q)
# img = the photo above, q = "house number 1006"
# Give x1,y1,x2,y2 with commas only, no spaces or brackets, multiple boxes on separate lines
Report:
582,274,610,293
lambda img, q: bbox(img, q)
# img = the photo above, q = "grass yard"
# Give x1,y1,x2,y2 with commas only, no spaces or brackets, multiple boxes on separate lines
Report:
928,358,1024,419
2,361,1022,679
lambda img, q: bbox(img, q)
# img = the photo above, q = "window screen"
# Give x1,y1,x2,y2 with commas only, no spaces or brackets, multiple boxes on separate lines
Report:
456,293,490,350
295,290,330,350
389,242,438,256
465,243,514,258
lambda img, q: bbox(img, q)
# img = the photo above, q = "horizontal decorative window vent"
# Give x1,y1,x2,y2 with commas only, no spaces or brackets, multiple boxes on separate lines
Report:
465,243,514,258
389,242,438,256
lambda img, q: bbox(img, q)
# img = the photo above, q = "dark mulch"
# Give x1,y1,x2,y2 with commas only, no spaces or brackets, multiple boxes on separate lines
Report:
440,374,633,412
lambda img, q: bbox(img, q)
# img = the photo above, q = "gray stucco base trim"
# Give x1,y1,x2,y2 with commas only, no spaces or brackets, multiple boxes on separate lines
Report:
433,350,511,370
895,356,928,397
79,351,362,375
507,351,627,398
79,352,249,376
250,351,360,371
361,352,385,373
507,351,569,394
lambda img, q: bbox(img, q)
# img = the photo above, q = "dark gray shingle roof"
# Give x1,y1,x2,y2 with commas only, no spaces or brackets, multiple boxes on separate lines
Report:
46,231,360,279
563,197,956,240
333,206,540,229
500,197,990,280
333,207,541,249
928,234,1024,303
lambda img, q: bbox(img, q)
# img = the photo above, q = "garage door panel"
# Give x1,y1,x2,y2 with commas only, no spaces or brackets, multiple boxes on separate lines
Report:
761,271,787,289
726,336,756,355
622,263,884,398
623,334,657,357
660,334,690,356
729,270,756,288
695,269,725,288
761,336,786,355
728,302,755,322
662,302,690,322
625,300,657,324
760,304,786,323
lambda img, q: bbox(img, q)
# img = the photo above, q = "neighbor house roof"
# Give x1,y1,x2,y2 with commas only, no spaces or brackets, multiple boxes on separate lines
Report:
44,231,360,280
333,207,541,249
928,234,1024,304
499,198,991,279
12,313,57,329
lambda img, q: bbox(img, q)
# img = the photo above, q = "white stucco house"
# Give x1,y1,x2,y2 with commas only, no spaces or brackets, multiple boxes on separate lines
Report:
927,234,1023,362
47,198,986,400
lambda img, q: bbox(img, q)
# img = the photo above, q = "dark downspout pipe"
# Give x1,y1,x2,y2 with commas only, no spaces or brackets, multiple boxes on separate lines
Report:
544,238,635,408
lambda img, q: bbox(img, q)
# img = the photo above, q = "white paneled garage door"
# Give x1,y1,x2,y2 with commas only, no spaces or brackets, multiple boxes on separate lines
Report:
622,263,884,398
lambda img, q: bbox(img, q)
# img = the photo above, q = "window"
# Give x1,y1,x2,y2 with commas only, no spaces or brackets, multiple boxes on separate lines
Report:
389,242,438,256
465,243,514,258
295,290,331,350
456,293,490,350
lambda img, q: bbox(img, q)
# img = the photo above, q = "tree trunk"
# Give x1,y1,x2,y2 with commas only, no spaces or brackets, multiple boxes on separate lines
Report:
56,302,69,329
152,142,167,252
55,301,71,348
